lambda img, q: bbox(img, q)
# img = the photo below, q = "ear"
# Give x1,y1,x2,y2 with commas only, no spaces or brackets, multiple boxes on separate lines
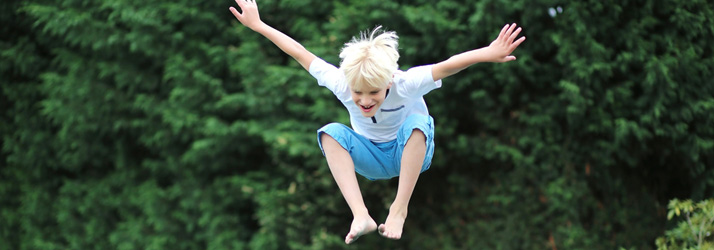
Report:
387,82,393,89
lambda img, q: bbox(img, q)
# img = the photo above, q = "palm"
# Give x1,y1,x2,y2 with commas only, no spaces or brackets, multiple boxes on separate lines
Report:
489,23,526,62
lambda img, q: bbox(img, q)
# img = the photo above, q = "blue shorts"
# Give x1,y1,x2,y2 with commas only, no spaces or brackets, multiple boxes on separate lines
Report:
317,114,435,181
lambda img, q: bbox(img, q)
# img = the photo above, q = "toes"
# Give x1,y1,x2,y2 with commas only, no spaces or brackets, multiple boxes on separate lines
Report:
379,230,401,239
378,224,386,235
378,224,403,239
345,231,356,244
346,233,360,244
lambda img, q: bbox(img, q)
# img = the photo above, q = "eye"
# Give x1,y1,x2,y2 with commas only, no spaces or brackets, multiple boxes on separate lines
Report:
354,91,362,94
369,91,379,95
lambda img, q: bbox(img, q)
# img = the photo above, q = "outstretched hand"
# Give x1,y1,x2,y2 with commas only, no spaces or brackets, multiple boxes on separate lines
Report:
488,23,526,62
229,0,263,30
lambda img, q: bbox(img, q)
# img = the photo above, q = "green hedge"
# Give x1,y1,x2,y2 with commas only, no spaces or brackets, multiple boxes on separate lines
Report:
2,0,712,249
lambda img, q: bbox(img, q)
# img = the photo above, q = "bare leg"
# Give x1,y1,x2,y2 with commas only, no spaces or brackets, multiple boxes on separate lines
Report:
320,133,377,244
379,129,426,240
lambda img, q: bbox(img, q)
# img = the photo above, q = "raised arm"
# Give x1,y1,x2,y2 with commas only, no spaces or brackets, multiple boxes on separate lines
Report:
229,0,316,71
431,23,526,81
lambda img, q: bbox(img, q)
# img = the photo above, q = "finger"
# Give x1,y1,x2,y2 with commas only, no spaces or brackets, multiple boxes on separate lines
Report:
506,23,517,36
498,24,509,41
235,0,245,7
509,36,526,51
502,23,517,42
229,6,242,20
504,55,516,62
508,27,522,44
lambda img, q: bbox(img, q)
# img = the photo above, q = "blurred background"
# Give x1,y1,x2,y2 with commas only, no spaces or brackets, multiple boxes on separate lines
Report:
1,0,713,249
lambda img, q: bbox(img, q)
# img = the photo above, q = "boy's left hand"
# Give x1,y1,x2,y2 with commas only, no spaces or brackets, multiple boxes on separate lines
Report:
488,23,526,62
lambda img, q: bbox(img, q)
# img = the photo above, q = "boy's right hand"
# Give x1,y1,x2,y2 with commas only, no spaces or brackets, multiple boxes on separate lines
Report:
229,0,263,30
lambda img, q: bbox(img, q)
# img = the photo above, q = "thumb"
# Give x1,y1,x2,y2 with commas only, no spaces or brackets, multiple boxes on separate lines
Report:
229,7,242,20
503,55,516,62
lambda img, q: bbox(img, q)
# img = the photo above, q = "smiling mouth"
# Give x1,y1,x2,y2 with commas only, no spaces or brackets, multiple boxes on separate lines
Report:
360,104,376,112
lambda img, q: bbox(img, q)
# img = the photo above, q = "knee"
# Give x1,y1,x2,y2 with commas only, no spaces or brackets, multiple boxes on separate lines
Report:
320,132,337,145
319,133,341,158
407,129,427,146
403,129,427,157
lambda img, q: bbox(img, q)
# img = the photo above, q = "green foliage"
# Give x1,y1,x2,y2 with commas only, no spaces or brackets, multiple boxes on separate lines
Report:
1,0,713,249
657,199,714,250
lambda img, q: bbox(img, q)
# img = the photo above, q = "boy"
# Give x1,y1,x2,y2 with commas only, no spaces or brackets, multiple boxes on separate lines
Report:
229,0,525,244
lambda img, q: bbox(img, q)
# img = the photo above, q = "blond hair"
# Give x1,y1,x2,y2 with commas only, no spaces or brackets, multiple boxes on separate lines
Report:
339,26,399,90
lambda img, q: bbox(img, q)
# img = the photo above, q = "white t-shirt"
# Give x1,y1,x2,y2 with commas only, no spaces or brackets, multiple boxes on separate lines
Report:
309,58,442,143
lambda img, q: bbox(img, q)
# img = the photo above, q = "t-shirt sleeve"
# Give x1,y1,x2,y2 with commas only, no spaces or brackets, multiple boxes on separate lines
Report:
308,58,350,101
397,65,443,98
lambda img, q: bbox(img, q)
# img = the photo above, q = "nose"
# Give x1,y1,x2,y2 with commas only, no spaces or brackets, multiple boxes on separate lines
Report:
358,95,372,106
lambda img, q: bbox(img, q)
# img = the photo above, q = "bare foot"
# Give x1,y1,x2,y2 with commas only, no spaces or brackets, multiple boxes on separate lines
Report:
378,213,406,240
345,216,378,244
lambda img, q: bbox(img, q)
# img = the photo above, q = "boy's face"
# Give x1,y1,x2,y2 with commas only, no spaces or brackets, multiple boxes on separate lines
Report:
351,83,392,117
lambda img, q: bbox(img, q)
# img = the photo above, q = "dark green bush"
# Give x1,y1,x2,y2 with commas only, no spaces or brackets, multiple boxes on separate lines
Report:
2,0,712,249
